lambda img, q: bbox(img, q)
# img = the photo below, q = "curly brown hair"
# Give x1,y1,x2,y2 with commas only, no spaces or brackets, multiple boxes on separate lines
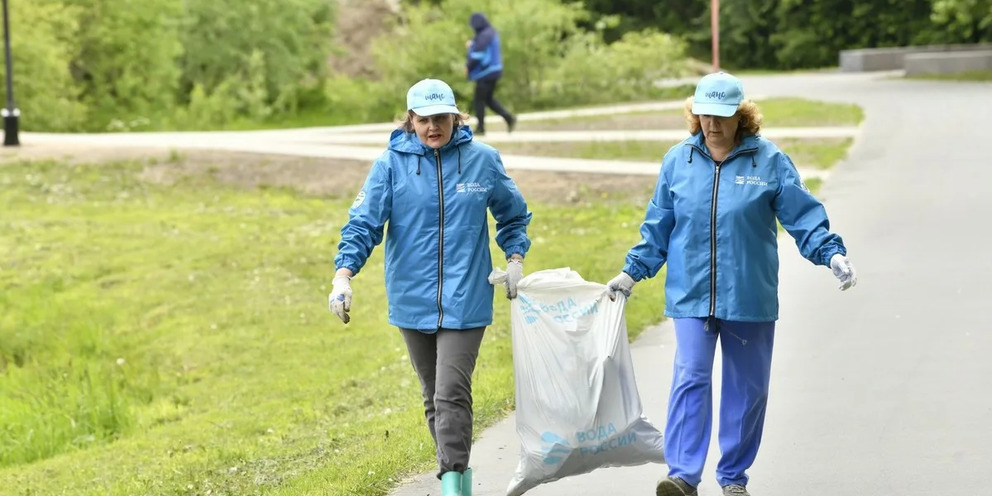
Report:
682,96,763,143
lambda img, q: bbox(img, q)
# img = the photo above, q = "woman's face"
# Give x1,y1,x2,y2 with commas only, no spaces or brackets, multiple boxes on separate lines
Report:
411,112,455,149
699,113,741,149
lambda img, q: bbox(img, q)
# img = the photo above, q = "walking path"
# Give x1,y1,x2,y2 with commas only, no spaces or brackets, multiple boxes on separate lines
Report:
24,114,853,180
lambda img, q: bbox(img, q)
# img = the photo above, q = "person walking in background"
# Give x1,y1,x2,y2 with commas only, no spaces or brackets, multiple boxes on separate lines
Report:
466,12,516,136
329,78,531,496
605,72,858,496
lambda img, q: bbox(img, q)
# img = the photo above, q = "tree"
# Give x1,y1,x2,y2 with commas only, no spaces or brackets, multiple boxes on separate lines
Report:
930,0,992,42
178,0,334,117
0,0,86,131
63,0,184,130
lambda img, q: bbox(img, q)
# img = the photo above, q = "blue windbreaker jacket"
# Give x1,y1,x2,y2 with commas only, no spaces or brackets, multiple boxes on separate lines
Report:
335,126,531,330
466,13,503,81
623,133,846,322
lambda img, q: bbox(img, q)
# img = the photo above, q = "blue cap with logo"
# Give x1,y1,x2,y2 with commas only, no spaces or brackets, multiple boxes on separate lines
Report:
691,72,744,117
407,78,460,116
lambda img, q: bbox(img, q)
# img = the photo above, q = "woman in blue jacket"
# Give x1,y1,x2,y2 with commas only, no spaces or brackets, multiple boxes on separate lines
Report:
329,78,531,496
606,72,857,496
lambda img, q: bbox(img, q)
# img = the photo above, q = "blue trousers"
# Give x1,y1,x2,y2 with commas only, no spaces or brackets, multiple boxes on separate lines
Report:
665,318,775,488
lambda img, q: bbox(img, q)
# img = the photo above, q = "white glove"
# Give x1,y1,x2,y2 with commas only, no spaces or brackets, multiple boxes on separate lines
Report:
505,259,524,299
829,254,857,291
606,272,636,300
328,276,353,323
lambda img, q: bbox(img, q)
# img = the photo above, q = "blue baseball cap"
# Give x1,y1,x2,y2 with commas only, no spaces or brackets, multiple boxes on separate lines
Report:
406,78,460,116
691,72,744,117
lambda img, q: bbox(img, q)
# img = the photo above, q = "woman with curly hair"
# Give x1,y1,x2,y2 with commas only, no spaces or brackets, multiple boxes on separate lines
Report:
605,72,858,496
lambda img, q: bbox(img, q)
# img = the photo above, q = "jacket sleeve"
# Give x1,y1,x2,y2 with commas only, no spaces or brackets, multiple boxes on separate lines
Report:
466,28,495,72
334,159,393,275
773,152,846,266
623,154,676,281
488,153,532,259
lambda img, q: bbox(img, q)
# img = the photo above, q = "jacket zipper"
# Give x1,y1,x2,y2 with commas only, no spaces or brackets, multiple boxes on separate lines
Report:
689,143,757,323
434,149,445,329
709,159,723,320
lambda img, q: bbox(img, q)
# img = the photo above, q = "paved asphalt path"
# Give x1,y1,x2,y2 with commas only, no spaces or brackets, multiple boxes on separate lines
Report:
388,70,992,496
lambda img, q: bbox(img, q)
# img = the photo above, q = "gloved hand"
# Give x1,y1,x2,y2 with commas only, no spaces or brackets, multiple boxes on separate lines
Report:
606,272,636,301
328,276,353,323
505,259,524,299
830,254,857,291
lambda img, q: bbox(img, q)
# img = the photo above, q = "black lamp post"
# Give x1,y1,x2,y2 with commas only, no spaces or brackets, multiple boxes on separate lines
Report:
2,0,18,146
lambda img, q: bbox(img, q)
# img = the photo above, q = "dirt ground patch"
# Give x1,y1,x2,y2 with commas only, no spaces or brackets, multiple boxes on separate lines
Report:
1,143,654,206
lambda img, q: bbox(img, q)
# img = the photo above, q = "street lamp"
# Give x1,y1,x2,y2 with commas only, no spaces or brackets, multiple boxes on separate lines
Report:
2,0,18,146
711,0,720,73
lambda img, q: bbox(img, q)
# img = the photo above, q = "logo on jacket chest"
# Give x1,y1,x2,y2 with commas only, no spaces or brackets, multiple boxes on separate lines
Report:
456,182,488,193
734,175,767,187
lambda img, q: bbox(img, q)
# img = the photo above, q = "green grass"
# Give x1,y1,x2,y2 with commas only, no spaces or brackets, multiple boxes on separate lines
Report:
496,138,852,169
755,98,864,127
905,70,992,82
0,95,856,494
0,159,663,495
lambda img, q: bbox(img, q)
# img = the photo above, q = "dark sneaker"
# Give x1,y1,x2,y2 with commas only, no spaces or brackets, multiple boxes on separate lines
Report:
722,484,749,496
506,115,517,133
656,476,697,496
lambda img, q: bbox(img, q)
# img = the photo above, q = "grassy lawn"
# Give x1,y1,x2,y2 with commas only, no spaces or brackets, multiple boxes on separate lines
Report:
497,138,852,169
0,159,663,495
0,95,853,495
905,70,992,82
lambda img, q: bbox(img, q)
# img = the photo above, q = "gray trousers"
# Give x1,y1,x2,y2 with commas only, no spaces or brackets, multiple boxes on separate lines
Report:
400,327,485,477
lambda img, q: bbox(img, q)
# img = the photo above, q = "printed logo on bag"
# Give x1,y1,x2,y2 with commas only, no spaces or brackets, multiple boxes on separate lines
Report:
517,294,599,325
456,182,487,194
734,175,768,187
539,423,637,464
538,432,572,465
351,190,366,209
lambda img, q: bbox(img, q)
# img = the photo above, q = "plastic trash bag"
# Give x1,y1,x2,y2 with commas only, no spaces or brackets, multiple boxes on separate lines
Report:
489,267,665,496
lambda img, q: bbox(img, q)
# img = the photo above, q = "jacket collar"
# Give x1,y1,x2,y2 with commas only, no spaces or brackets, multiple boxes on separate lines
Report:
687,132,760,159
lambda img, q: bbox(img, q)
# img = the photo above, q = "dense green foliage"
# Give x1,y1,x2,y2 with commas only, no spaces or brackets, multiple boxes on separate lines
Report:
1,0,989,131
0,0,335,132
0,0,690,133
583,0,992,69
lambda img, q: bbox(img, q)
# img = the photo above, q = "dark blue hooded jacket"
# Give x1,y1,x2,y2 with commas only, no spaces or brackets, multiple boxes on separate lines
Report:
466,13,503,81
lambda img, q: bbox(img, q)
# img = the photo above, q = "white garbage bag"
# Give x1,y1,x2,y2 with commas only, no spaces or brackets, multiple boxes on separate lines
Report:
489,267,665,496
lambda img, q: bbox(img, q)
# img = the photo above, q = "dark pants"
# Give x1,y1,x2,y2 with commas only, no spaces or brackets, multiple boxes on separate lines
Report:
473,77,514,133
400,327,486,477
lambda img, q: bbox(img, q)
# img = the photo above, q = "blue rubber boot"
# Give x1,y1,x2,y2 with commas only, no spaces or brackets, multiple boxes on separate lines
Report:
461,468,473,496
440,471,462,496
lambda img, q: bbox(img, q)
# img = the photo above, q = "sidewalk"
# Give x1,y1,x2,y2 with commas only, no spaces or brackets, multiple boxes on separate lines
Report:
23,124,844,180
21,95,854,180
